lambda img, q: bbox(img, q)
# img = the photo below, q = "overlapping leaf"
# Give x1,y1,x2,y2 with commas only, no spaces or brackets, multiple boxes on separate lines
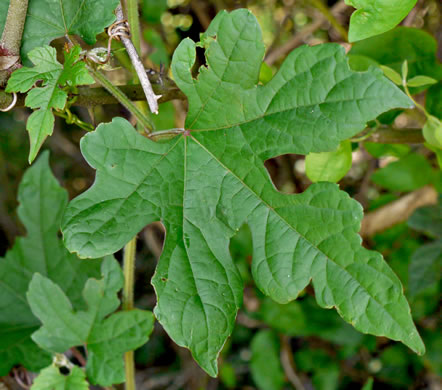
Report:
305,141,353,183
0,0,119,63
27,257,154,386
6,45,94,162
250,330,285,390
62,9,424,376
350,28,442,83
407,199,442,297
0,152,102,376
345,0,417,42
31,365,89,390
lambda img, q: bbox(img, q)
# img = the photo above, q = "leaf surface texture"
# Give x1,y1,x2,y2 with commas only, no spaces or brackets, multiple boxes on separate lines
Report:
62,9,424,376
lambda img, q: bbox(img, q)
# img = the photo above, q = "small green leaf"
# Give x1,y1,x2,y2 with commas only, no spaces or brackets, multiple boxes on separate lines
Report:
250,330,285,390
362,377,374,390
258,296,364,346
346,0,418,42
426,83,442,120
6,46,94,162
0,152,103,376
364,143,410,158
219,362,237,389
31,365,89,390
27,258,155,386
371,154,434,192
423,116,442,149
347,54,379,72
294,347,340,390
407,75,438,88
0,0,119,63
350,28,442,87
144,29,170,66
379,65,402,86
408,240,442,298
142,0,168,24
305,140,352,183
259,62,274,85
408,200,442,238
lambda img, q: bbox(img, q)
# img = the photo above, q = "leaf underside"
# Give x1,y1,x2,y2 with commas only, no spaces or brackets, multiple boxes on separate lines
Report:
0,152,102,375
62,9,424,376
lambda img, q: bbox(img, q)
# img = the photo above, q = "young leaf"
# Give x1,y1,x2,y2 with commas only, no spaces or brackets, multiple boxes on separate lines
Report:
6,46,93,163
362,377,374,390
0,0,119,63
408,240,442,298
27,257,155,386
364,143,410,158
31,365,89,390
258,296,363,346
350,28,442,85
422,116,442,150
305,141,353,183
407,76,437,88
426,83,442,120
250,330,285,390
408,200,442,239
0,152,102,376
62,9,423,376
371,154,435,192
345,0,418,42
379,65,402,86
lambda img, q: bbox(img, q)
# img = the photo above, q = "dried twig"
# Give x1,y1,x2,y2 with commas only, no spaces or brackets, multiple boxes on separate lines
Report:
280,335,306,390
115,4,161,114
0,0,28,86
360,186,438,237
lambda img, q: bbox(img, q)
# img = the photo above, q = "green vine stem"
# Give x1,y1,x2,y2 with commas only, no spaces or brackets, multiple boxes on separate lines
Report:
123,236,137,390
125,0,141,55
123,237,136,311
0,82,185,110
403,83,430,119
87,64,154,131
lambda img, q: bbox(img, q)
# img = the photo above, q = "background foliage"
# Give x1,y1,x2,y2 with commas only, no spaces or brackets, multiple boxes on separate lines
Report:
0,0,440,389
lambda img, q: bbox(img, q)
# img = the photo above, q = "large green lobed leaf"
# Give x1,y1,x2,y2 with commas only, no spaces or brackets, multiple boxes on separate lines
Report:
0,152,102,375
62,9,423,376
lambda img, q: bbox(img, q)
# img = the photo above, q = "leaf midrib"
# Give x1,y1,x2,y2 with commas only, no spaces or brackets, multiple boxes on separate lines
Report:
190,134,408,336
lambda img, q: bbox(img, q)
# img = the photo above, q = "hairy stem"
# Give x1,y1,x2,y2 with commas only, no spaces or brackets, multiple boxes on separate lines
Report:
87,65,154,131
0,0,28,86
123,236,137,390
